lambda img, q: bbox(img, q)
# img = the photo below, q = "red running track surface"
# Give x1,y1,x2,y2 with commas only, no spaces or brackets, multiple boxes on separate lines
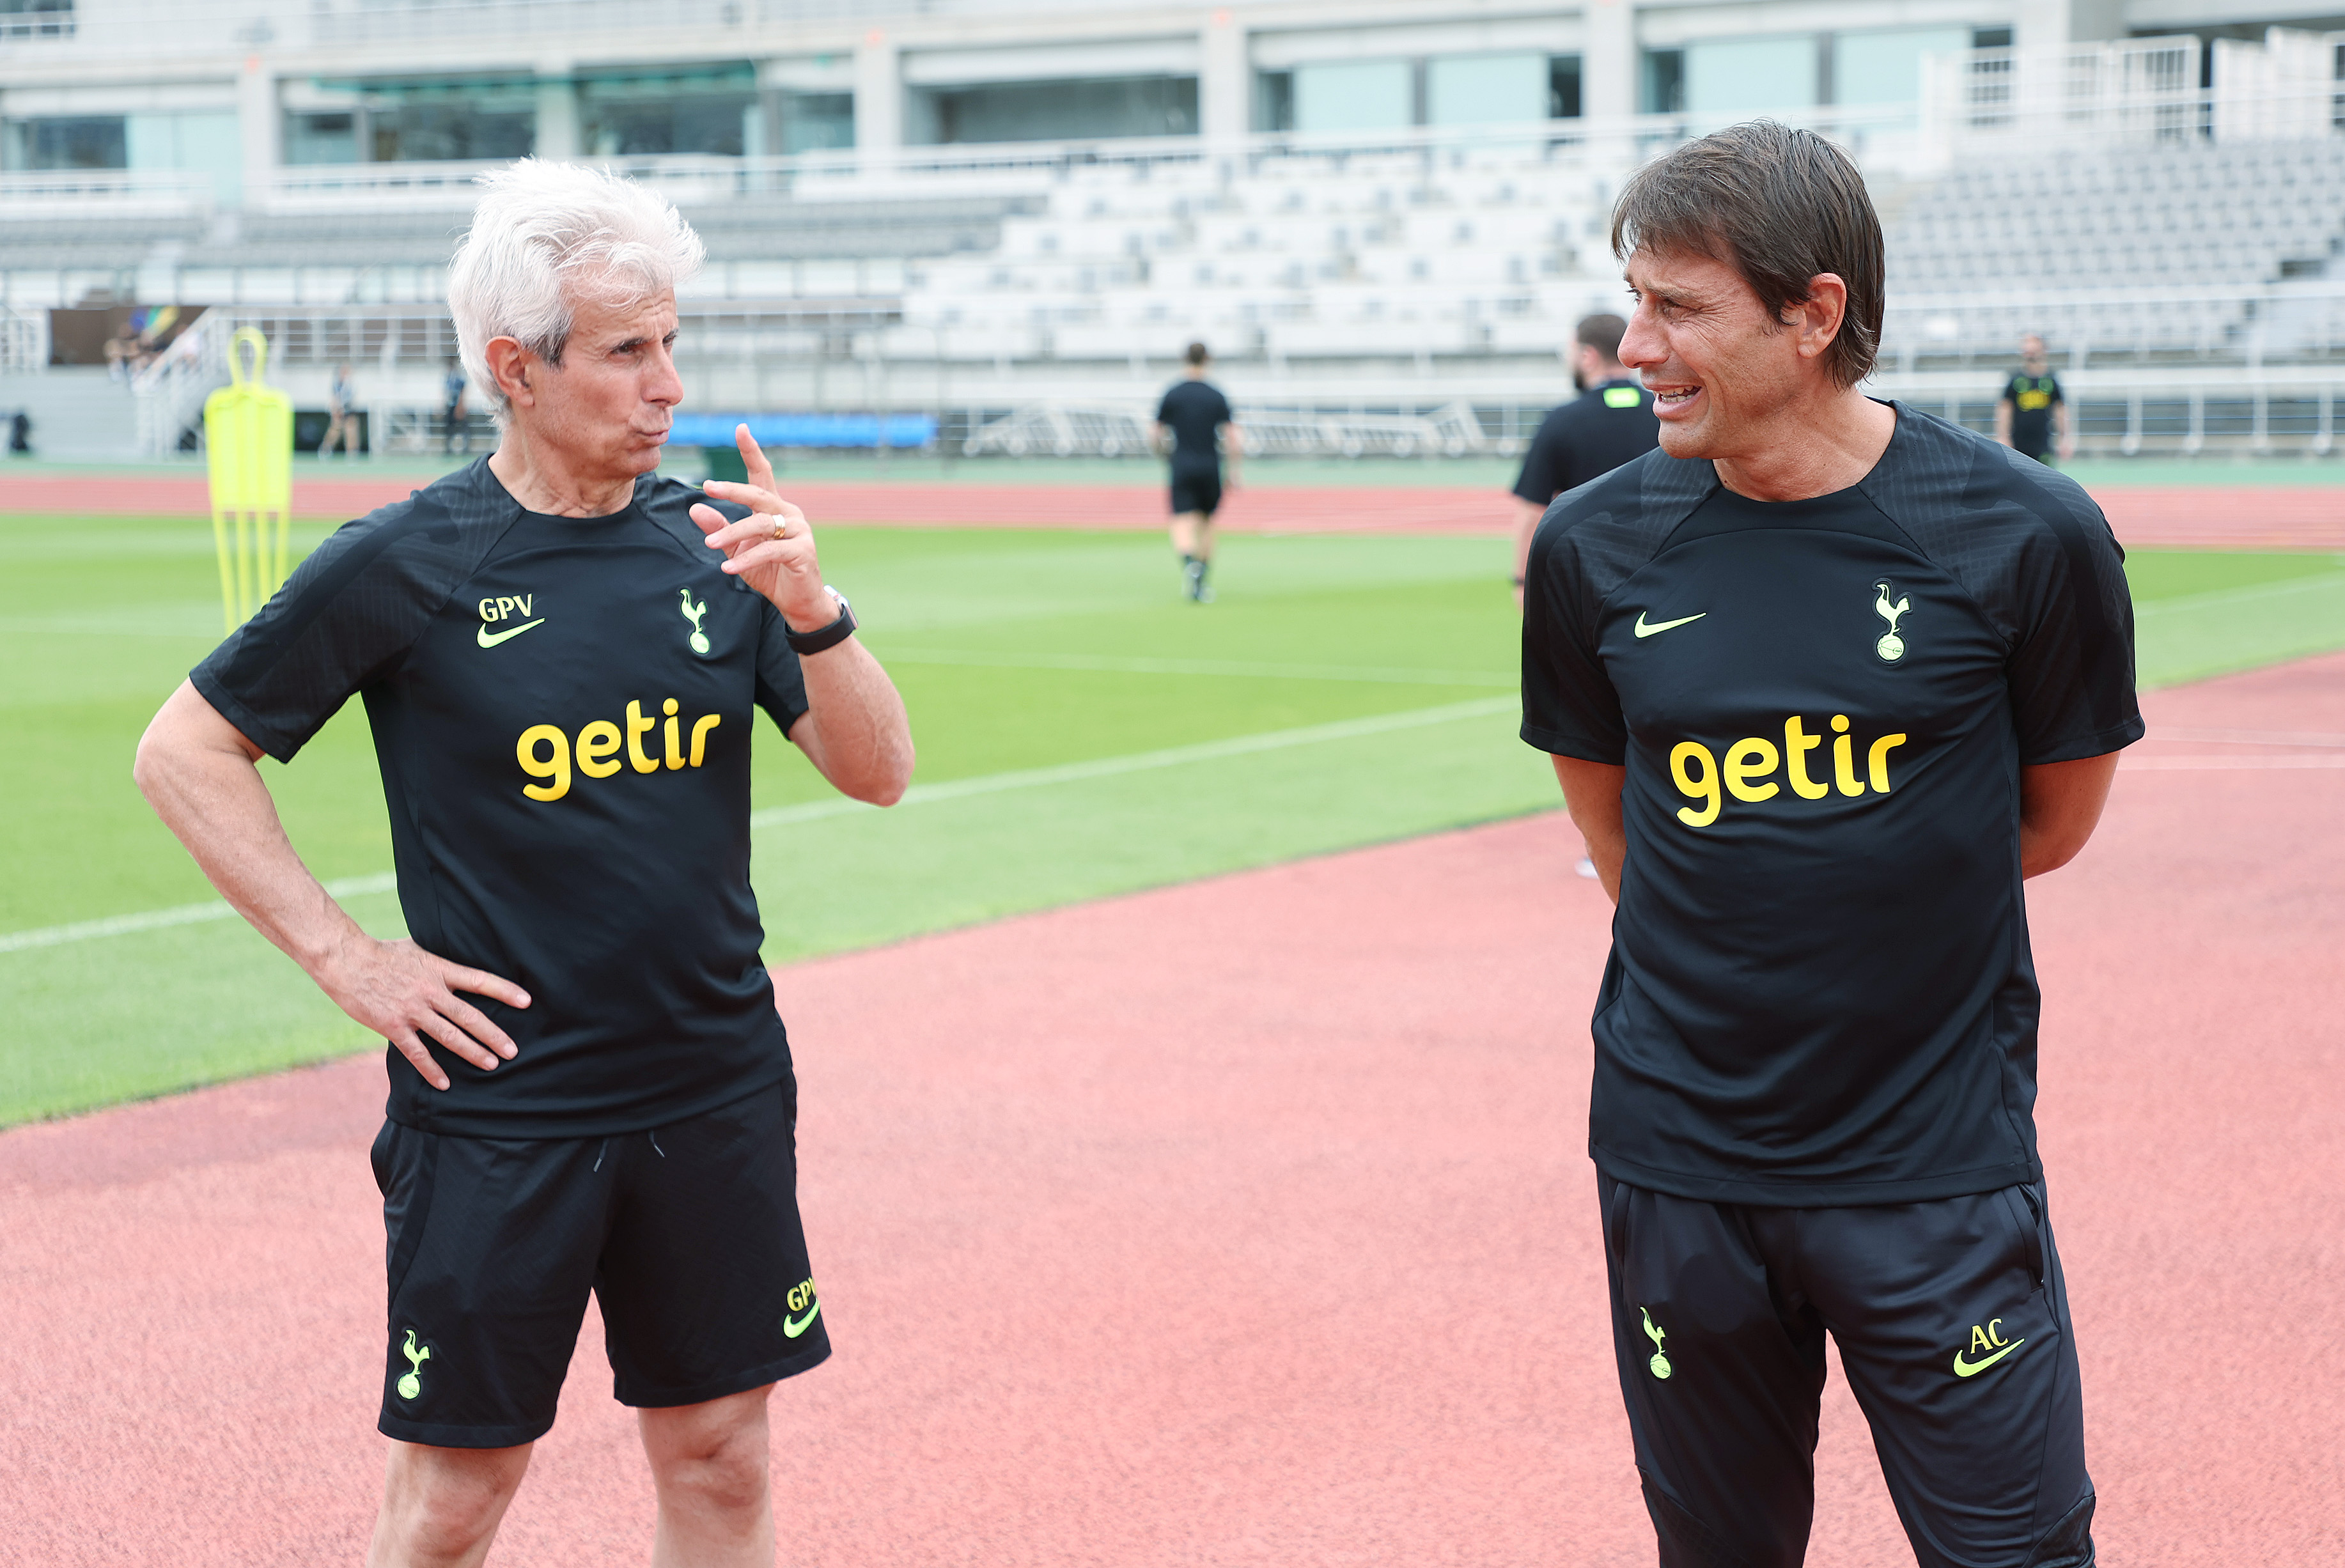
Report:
0,468,2339,548
1,655,2341,1565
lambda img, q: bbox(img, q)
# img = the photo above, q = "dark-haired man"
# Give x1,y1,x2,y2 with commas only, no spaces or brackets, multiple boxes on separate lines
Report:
1998,333,2072,465
1522,120,2138,1567
1152,341,1243,602
1510,313,1660,609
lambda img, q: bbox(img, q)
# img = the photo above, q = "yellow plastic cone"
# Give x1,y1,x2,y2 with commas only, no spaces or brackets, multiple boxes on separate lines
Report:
203,327,293,632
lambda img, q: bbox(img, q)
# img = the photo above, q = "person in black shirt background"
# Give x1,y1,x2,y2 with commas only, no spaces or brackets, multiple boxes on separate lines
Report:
1511,313,1662,609
1152,341,1243,602
134,160,914,1565
1522,124,2135,1567
1997,332,2071,464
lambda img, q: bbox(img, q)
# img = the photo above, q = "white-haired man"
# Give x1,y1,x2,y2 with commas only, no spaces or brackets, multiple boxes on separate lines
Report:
135,160,913,1566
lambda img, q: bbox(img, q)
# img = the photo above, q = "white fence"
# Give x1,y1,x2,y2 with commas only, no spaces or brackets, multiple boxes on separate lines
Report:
964,400,1493,460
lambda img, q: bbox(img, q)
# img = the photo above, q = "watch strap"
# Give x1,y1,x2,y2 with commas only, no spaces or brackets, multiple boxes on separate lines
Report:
784,592,856,655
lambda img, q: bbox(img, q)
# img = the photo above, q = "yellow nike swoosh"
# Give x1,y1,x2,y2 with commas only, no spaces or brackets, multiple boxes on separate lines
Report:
783,1301,822,1339
476,619,545,648
1951,1337,2025,1377
1633,611,1706,639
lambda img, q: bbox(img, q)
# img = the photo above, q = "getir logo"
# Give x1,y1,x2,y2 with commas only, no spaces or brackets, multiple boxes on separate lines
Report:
1667,715,1908,828
515,699,722,802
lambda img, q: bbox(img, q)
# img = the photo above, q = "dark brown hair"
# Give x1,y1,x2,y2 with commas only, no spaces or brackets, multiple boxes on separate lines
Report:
1575,313,1628,362
1609,121,1883,388
1185,341,1210,366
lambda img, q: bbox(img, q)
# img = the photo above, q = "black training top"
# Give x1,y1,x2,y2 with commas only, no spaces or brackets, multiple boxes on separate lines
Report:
1521,403,2142,1206
192,459,808,1139
1513,378,1662,505
1157,378,1233,474
2002,371,2063,456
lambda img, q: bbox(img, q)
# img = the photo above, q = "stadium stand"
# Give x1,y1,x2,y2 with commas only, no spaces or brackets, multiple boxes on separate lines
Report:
0,7,2339,460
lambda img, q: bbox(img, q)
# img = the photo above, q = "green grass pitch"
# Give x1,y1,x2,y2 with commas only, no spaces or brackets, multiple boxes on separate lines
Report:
3,509,2341,1126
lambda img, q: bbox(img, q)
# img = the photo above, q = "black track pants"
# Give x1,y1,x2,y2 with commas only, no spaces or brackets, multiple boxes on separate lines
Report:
1599,1175,2095,1568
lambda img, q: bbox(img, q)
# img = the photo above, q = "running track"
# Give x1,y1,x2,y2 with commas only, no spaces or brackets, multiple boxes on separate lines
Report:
2,655,2341,1565
4,469,2342,550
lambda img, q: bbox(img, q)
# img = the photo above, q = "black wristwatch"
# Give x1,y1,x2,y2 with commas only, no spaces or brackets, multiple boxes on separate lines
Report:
784,589,856,655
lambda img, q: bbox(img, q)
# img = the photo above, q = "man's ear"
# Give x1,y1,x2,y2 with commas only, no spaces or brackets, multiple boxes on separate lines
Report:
483,336,534,408
1792,274,1849,361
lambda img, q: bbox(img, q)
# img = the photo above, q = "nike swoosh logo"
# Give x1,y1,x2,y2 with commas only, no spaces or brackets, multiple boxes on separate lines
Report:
476,619,544,648
1951,1338,2025,1377
1633,611,1706,639
783,1301,822,1339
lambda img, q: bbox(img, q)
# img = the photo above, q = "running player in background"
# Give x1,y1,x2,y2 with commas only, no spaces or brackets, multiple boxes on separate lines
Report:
1523,122,2136,1567
1152,341,1243,603
1510,313,1661,610
1997,333,2072,465
135,160,914,1567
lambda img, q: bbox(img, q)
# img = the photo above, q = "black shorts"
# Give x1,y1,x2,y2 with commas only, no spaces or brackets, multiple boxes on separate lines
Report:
1600,1174,2094,1568
371,1079,829,1448
1169,466,1222,518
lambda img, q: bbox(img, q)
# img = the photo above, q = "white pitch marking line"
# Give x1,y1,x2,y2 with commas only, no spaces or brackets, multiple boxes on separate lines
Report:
0,699,1520,954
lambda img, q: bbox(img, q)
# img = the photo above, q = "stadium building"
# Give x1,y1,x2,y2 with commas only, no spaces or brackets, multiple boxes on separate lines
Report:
1,0,2340,460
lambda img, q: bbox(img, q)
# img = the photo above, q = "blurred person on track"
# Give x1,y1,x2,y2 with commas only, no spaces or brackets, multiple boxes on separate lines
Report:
442,357,471,454
1151,341,1243,603
1521,121,2138,1568
320,361,357,458
1997,334,2072,465
1510,313,1660,610
135,159,913,1568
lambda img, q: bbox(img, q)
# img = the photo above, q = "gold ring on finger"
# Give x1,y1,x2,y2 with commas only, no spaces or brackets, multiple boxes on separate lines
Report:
770,515,786,541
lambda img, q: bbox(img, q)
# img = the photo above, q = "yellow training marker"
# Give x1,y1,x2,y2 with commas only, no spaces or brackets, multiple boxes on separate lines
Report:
203,327,293,632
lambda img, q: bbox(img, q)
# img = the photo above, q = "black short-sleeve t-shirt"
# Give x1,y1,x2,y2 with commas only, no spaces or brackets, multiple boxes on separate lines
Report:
2002,371,2063,457
1520,403,2142,1206
1157,378,1233,473
1513,378,1662,505
191,459,810,1138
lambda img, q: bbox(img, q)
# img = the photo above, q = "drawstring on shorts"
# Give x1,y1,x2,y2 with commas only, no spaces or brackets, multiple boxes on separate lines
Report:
592,1138,608,1173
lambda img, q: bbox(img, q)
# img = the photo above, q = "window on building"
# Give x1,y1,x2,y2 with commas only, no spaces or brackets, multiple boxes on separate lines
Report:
1551,55,1583,119
907,75,1197,144
1426,52,1549,127
1641,50,1685,115
286,112,361,166
20,115,124,169
1684,36,1819,116
0,0,74,40
778,91,854,153
1291,59,1413,133
1832,27,1973,106
306,77,539,164
582,68,758,158
1973,27,2014,50
1255,70,1295,132
371,102,534,162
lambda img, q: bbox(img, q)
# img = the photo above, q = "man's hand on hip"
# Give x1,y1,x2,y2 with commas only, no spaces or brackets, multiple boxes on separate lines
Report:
314,933,529,1092
690,424,839,632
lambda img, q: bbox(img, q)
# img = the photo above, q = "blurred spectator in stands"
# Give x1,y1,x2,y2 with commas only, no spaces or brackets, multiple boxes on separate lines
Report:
1509,313,1660,610
1997,334,2072,465
104,329,134,382
443,359,471,454
320,362,357,458
10,409,31,455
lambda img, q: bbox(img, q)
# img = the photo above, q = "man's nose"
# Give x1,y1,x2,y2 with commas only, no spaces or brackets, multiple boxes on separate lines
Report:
1617,305,1662,371
647,341,685,407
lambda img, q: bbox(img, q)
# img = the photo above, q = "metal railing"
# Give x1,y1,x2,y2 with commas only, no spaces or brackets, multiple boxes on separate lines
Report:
130,306,230,456
963,400,1493,460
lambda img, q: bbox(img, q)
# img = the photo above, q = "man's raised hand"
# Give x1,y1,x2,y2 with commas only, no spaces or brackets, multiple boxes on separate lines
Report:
689,423,838,632
315,934,529,1092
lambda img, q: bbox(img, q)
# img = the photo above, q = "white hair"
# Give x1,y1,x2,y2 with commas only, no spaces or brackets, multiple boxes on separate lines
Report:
446,159,705,427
